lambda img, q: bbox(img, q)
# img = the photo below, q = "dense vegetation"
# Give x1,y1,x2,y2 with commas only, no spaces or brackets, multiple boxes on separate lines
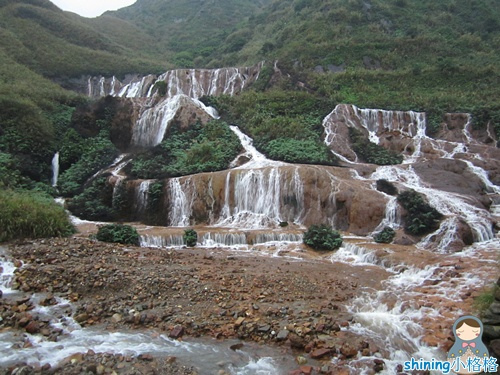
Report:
127,120,242,179
303,225,343,251
397,189,443,235
207,90,338,165
95,224,140,245
183,229,198,247
374,227,396,243
349,128,403,165
0,189,74,242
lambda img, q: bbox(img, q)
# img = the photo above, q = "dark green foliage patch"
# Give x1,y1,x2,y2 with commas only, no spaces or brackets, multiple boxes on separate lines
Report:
96,224,140,245
303,224,343,251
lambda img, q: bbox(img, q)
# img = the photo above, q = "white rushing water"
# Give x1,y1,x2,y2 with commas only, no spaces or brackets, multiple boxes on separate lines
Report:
0,246,18,297
229,126,285,169
337,240,499,375
51,152,59,187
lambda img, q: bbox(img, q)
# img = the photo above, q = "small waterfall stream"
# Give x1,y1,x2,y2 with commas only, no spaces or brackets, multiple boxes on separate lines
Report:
51,152,59,187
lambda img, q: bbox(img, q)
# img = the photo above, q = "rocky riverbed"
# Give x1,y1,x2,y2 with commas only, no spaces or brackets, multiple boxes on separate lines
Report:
0,236,498,375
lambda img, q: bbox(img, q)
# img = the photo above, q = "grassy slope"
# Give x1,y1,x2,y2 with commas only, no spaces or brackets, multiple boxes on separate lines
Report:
104,0,272,67
0,0,166,77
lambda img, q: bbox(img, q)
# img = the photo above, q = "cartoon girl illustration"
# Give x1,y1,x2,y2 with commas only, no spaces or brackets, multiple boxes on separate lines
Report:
447,315,489,374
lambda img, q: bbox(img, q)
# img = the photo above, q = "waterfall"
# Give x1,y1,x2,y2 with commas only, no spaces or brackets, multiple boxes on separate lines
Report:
229,126,285,168
140,234,184,247
51,152,59,187
216,168,304,229
200,232,248,247
88,63,263,99
253,232,303,244
131,95,216,148
167,178,192,227
135,180,153,215
371,166,495,248
373,195,401,233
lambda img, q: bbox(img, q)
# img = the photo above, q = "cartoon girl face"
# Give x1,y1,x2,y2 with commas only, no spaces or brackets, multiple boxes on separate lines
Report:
456,321,481,341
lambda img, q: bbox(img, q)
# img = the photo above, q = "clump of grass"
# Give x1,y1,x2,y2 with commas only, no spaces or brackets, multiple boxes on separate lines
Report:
0,189,75,242
474,284,498,315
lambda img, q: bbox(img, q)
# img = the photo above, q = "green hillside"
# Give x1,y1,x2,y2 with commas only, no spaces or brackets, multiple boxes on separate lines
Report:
0,0,166,77
106,0,272,67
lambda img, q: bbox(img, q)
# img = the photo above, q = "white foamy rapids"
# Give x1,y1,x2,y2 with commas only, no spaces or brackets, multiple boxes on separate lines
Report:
51,152,59,187
348,295,443,374
0,247,18,296
0,328,291,374
200,232,248,248
253,232,303,244
229,126,285,169
140,232,303,249
140,234,185,248
331,243,381,267
371,166,495,247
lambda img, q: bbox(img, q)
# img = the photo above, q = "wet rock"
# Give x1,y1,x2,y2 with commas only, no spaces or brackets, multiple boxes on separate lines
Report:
289,333,306,349
169,325,185,339
138,353,154,361
299,365,313,375
111,313,122,323
310,348,332,359
258,324,271,333
25,321,40,334
75,313,89,323
484,325,500,341
373,359,385,372
340,343,358,358
230,343,244,351
277,329,289,341
295,356,307,365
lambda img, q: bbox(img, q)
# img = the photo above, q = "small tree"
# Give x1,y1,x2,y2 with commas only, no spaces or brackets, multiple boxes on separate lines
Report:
96,224,139,245
303,224,343,251
183,229,198,247
374,227,396,243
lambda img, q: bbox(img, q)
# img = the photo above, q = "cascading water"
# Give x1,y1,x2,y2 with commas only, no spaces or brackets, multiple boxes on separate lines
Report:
88,63,263,100
229,126,285,169
135,180,154,215
0,247,18,297
51,152,59,187
168,178,192,227
371,165,494,248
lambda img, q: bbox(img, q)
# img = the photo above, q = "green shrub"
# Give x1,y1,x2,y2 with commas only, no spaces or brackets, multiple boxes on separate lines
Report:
96,224,139,245
128,120,241,179
0,189,75,242
397,189,443,235
374,227,396,243
183,229,198,247
303,225,343,251
263,138,336,165
67,177,114,221
349,128,403,165
474,284,498,316
58,133,119,197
